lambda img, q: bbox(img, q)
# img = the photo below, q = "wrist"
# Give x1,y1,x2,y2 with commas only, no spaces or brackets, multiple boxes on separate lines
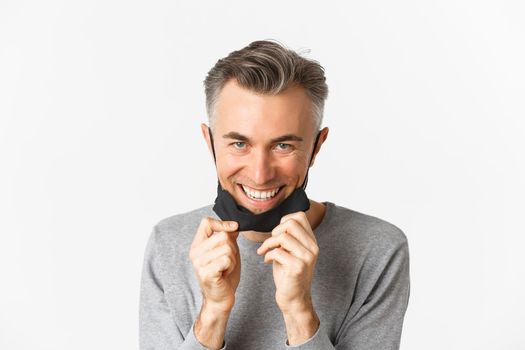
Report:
203,294,235,313
194,301,231,349
278,294,313,315
282,304,320,346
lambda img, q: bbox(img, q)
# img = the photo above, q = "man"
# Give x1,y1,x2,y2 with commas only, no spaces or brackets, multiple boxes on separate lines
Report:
140,40,410,350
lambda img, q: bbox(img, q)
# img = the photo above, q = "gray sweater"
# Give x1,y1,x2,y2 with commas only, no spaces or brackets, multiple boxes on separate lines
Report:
139,202,410,349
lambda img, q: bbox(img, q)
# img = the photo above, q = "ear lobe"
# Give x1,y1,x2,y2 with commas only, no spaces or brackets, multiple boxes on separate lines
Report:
309,127,329,167
200,123,213,156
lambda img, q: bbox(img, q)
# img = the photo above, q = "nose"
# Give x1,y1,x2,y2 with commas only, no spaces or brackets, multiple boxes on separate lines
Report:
248,148,276,186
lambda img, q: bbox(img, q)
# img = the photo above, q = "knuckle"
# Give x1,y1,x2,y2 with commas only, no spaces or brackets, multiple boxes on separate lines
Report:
304,251,315,264
192,256,202,268
204,217,217,228
284,219,297,231
220,244,232,257
198,217,211,234
196,267,206,280
290,212,302,220
223,255,232,266
189,249,201,263
225,243,236,256
280,213,293,224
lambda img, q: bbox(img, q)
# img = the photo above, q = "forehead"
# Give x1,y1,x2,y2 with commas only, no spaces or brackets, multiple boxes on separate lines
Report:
213,79,315,137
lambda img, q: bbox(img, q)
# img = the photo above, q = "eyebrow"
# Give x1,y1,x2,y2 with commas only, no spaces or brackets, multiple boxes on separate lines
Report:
222,132,303,143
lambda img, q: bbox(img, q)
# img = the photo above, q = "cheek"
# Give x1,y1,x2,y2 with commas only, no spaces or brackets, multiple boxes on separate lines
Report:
277,157,308,177
216,155,244,178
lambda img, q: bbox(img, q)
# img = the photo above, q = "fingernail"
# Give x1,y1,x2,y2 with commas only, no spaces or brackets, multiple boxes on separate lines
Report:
228,222,238,229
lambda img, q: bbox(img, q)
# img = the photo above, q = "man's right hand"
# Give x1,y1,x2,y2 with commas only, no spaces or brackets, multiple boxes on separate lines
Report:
189,217,241,314
189,218,241,349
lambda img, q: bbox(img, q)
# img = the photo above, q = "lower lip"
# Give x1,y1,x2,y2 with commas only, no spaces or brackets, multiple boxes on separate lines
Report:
237,184,283,211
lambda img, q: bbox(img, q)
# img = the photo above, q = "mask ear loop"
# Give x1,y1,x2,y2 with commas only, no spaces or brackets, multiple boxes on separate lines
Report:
209,126,321,191
207,126,222,190
300,130,322,190
208,126,217,163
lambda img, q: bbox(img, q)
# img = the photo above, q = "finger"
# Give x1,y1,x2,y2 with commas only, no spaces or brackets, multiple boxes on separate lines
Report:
198,242,238,268
264,248,302,274
192,217,238,247
257,232,314,263
202,254,236,279
280,212,315,239
271,219,317,255
190,230,238,262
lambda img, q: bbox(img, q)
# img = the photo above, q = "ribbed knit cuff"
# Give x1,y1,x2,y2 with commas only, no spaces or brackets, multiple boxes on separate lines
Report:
179,321,227,350
284,322,333,349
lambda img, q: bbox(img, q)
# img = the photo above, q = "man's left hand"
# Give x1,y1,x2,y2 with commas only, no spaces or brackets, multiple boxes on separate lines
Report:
256,211,319,313
257,211,321,344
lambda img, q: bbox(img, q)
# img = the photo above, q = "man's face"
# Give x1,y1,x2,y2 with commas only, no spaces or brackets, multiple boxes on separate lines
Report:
202,79,327,215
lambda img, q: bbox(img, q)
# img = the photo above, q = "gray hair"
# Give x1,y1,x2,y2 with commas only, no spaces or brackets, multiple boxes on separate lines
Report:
203,39,328,132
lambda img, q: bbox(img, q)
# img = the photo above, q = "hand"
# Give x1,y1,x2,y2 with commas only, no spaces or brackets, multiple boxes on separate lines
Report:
189,217,241,313
256,211,319,313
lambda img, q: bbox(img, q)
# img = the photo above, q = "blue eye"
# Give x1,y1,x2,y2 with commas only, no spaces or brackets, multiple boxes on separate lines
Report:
233,142,246,149
276,143,291,150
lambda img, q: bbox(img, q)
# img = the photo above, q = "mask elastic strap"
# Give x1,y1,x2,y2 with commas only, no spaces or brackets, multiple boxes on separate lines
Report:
208,126,217,163
300,130,322,190
208,126,321,190
208,127,223,191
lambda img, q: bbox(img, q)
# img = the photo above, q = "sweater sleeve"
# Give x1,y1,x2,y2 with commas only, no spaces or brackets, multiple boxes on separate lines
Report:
334,237,411,350
139,227,227,350
284,321,334,349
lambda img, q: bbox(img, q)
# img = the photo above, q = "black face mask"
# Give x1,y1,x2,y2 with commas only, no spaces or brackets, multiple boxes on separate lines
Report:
208,127,321,232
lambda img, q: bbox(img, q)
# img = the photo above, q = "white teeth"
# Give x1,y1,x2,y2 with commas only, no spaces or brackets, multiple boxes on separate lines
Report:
241,185,279,201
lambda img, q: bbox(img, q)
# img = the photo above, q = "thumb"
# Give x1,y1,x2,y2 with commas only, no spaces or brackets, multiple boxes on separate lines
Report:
225,220,238,231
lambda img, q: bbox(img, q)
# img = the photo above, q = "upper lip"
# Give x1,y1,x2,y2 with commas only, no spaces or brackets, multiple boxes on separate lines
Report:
239,184,281,191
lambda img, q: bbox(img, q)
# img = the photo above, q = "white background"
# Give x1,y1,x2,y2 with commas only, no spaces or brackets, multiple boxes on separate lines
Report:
1,1,524,349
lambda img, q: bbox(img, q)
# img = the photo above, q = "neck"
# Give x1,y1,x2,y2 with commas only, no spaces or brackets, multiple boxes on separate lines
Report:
240,200,326,243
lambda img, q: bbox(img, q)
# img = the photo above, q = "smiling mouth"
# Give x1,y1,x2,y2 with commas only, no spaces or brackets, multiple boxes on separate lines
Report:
238,184,283,201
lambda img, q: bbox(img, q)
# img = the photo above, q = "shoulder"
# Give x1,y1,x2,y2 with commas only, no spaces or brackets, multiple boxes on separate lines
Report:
322,202,408,257
319,203,410,297
148,204,218,255
155,204,216,234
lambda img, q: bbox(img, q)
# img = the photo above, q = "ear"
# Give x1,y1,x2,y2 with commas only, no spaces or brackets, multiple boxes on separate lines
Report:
200,123,214,157
309,127,329,167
